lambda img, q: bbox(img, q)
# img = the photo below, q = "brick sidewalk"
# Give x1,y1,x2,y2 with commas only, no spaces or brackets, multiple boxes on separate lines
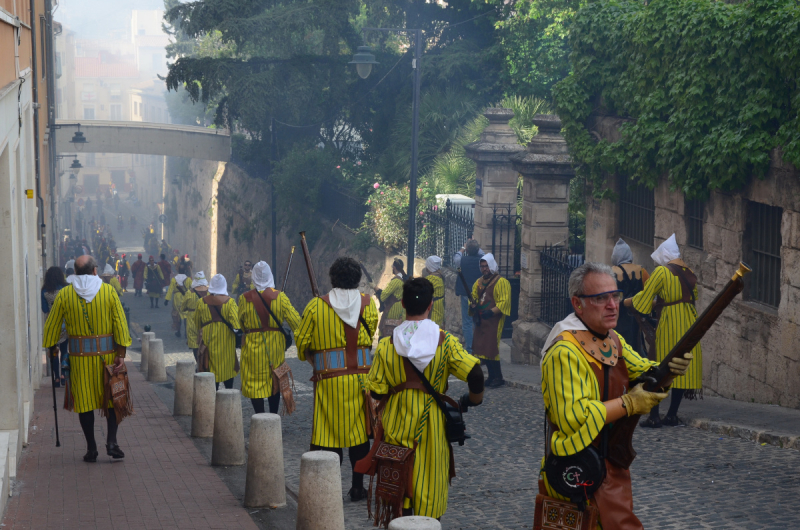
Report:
3,364,258,530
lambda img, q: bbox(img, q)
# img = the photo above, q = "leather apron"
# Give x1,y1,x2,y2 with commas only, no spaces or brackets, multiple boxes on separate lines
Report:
471,274,502,359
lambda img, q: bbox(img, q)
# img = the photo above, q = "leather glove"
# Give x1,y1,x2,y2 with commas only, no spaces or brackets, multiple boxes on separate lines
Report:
164,300,169,306
668,353,693,376
480,309,494,320
620,383,668,416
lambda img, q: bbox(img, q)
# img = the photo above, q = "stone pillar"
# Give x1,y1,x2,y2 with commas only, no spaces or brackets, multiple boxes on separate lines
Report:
296,451,345,530
146,339,167,382
509,115,574,365
140,332,155,373
191,373,216,438
211,389,245,466
464,108,525,257
244,413,286,508
388,517,442,530
173,360,195,415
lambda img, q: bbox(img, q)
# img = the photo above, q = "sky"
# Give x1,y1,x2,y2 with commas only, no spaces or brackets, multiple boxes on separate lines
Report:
55,0,166,39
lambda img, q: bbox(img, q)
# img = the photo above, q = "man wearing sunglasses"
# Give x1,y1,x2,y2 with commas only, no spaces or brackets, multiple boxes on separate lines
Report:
537,262,692,529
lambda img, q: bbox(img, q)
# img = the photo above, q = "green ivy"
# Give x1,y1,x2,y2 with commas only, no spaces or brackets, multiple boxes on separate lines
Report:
553,0,800,199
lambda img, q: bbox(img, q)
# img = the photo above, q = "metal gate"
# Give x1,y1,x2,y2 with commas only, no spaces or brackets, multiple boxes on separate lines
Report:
491,205,521,338
539,243,585,326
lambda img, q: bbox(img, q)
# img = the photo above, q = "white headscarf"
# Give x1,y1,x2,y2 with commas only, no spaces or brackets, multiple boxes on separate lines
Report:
539,312,586,367
393,319,440,372
328,288,362,329
651,233,680,267
425,255,442,273
71,274,104,303
102,264,115,276
611,238,633,266
208,274,227,295
481,253,499,273
174,273,187,286
252,261,275,291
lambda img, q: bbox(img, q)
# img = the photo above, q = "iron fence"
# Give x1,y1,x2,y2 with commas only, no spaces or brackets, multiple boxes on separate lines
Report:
491,205,521,338
399,200,475,267
319,181,370,231
539,243,585,326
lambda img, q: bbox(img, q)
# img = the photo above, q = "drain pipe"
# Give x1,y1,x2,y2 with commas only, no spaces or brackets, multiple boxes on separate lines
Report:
29,0,47,267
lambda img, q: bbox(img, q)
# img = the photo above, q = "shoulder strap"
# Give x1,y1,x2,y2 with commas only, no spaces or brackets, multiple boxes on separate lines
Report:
664,263,697,304
254,290,291,341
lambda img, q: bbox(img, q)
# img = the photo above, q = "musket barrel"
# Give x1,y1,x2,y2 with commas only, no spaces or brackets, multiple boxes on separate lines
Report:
281,246,295,292
299,232,320,298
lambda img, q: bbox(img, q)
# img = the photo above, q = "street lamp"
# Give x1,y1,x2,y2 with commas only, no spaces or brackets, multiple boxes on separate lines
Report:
69,124,88,152
351,28,423,276
69,157,82,176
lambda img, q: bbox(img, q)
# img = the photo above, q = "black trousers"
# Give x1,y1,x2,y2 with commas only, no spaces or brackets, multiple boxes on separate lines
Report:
251,394,280,414
215,378,234,390
310,441,371,489
78,409,118,451
50,339,68,380
481,358,504,381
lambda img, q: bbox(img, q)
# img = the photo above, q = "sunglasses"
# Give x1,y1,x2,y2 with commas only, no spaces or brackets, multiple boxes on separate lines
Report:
577,290,624,306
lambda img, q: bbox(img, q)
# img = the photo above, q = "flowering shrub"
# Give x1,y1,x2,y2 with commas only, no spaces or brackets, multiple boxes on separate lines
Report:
363,179,437,249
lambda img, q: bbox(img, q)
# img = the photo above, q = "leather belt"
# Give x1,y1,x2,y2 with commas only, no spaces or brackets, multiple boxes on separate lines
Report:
69,334,115,356
243,326,282,335
311,347,372,381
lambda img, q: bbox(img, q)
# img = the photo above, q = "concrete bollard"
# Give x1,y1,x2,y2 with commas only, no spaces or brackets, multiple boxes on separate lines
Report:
244,413,286,508
173,360,196,415
191,373,216,438
296,451,344,530
211,389,245,466
140,332,155,373
147,339,167,382
388,517,442,530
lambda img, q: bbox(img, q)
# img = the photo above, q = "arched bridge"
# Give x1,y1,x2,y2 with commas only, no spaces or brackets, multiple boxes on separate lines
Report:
54,120,231,161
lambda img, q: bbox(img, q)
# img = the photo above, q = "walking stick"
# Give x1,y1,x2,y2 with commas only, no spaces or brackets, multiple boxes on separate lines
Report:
50,348,61,447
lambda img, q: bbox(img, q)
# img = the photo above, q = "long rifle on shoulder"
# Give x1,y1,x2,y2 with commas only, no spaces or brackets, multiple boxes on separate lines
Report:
298,232,320,298
607,262,751,470
281,246,295,292
457,268,481,327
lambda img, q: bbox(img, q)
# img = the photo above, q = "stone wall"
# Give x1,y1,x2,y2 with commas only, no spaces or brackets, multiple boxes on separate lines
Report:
586,117,800,408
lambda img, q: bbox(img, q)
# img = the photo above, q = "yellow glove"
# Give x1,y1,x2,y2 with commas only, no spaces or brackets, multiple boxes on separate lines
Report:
668,353,693,376
620,384,668,416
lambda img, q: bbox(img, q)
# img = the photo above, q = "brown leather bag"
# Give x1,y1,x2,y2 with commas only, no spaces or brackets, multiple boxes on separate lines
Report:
102,363,134,424
533,480,599,530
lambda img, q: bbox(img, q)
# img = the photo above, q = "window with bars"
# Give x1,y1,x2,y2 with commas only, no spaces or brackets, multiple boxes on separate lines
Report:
619,184,655,246
685,198,705,249
743,201,782,308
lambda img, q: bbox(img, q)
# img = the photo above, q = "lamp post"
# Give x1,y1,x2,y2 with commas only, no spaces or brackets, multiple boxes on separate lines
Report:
350,28,423,276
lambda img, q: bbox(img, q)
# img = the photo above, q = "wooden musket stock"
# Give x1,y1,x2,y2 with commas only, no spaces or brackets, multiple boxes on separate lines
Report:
607,262,751,470
298,232,320,298
281,246,295,292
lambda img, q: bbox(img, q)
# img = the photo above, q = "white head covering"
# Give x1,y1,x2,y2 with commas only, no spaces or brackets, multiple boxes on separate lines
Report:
174,273,187,286
651,233,680,267
425,256,442,273
208,274,227,295
193,271,208,288
252,261,275,291
102,264,115,276
71,274,104,303
328,288,362,329
481,253,499,273
539,312,586,367
66,274,75,284
393,319,440,372
611,238,633,266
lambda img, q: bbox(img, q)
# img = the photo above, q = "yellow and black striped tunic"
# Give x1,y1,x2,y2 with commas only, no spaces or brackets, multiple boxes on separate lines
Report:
367,331,478,519
631,264,702,389
427,273,445,327
295,295,379,448
380,277,406,321
42,283,132,413
192,297,241,383
238,289,302,399
182,290,202,349
540,333,656,500
470,275,512,359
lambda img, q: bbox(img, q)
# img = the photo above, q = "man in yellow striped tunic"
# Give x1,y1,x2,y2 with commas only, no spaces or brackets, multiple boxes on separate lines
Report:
165,273,190,338
626,234,702,427
296,257,379,502
423,255,445,327
100,264,123,295
540,262,690,529
469,253,511,388
182,271,208,364
366,277,484,520
193,274,240,389
43,255,131,462
376,258,407,338
238,261,301,414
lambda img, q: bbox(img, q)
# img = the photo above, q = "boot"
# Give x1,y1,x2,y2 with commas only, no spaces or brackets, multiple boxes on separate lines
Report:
106,443,125,460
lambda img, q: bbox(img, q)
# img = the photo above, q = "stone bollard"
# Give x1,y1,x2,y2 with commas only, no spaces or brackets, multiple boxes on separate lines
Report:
388,517,442,530
244,413,286,508
211,389,245,466
296,451,344,530
147,339,167,382
191,373,216,438
173,360,195,416
140,332,155,373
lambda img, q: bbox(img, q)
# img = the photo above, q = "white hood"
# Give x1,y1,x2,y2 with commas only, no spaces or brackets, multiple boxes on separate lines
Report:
539,312,586,367
328,288,362,329
71,275,104,303
393,319,440,372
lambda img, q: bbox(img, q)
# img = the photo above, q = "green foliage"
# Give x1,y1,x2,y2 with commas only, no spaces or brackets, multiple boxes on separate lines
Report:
271,145,339,227
362,180,437,249
553,0,800,199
